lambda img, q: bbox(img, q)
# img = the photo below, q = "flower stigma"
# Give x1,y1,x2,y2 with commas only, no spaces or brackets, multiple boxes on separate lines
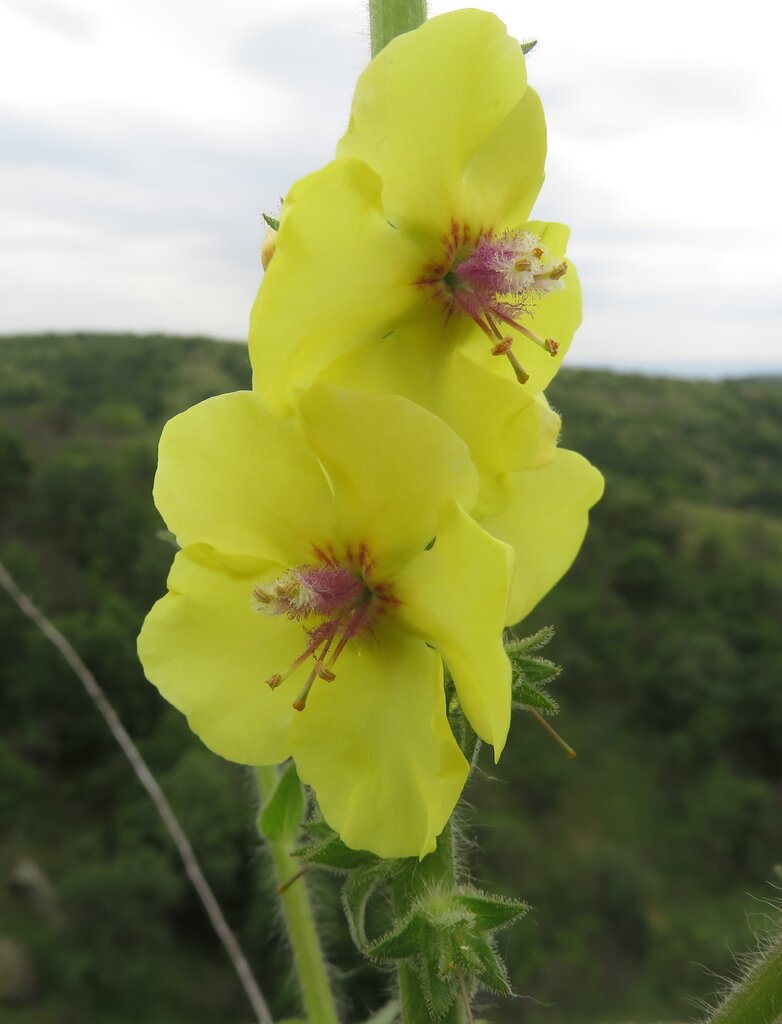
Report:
251,544,396,711
419,224,567,384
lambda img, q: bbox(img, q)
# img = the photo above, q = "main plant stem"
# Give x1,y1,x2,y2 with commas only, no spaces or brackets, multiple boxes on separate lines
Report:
255,766,340,1024
368,0,427,56
391,819,466,1024
707,930,782,1024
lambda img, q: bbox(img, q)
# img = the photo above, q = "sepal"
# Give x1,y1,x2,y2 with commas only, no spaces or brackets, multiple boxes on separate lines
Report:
366,883,524,1015
367,909,430,960
505,624,555,655
343,861,393,949
451,888,528,932
511,678,559,715
451,931,511,995
297,820,380,871
506,625,562,715
417,943,460,1020
512,654,560,687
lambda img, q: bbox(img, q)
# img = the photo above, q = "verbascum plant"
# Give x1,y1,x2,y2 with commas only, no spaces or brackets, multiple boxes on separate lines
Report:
138,5,604,1021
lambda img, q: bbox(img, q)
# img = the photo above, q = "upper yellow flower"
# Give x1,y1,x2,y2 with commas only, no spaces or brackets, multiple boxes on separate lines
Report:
249,11,578,507
137,383,514,859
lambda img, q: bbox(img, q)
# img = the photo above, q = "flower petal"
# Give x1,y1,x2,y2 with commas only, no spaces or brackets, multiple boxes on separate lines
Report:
394,501,512,757
337,10,527,238
289,627,468,859
461,86,547,229
319,328,549,518
440,351,561,517
138,545,306,765
481,449,605,625
298,384,479,568
249,158,424,412
154,391,333,565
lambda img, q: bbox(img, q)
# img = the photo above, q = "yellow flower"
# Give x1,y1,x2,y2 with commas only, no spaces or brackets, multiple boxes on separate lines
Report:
249,10,578,509
137,384,513,859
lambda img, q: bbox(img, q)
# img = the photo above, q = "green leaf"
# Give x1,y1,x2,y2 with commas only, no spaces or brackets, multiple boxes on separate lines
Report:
262,212,280,231
367,910,429,961
258,761,304,841
511,678,559,715
520,39,537,55
453,933,511,995
505,625,554,655
342,862,389,949
452,889,528,932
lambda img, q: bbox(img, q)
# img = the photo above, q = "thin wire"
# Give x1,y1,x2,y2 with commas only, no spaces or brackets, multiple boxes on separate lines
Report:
0,560,273,1024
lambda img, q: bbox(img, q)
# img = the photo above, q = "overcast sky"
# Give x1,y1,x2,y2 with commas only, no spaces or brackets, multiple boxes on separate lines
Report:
1,0,780,374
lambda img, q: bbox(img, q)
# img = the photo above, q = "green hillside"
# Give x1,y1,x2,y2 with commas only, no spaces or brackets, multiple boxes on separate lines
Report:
1,333,780,1024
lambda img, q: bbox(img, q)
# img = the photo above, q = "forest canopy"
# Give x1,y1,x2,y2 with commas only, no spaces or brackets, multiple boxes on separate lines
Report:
1,333,780,1023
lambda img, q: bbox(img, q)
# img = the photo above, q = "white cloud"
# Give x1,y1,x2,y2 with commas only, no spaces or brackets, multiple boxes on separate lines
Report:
0,0,780,373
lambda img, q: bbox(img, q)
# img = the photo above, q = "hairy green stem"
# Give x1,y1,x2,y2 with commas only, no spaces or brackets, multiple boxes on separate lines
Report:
368,0,427,56
391,820,466,1024
255,765,340,1024
707,929,782,1024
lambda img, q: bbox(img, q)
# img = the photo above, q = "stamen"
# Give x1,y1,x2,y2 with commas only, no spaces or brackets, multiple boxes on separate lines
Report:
322,608,365,672
506,348,530,385
254,552,393,712
490,336,530,384
431,226,568,379
264,633,323,689
292,663,319,712
494,311,559,357
284,610,339,708
483,312,505,341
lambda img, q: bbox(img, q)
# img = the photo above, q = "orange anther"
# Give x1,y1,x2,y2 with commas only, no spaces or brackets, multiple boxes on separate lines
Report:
549,260,567,280
491,337,513,356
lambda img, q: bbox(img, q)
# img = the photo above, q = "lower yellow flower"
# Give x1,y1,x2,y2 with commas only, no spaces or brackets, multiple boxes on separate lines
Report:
484,395,605,624
137,384,513,858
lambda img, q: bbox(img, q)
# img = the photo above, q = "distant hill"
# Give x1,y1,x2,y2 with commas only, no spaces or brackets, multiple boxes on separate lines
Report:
1,333,781,1024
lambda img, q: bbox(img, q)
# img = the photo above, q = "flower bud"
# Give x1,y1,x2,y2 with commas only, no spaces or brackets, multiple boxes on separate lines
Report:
261,227,277,270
